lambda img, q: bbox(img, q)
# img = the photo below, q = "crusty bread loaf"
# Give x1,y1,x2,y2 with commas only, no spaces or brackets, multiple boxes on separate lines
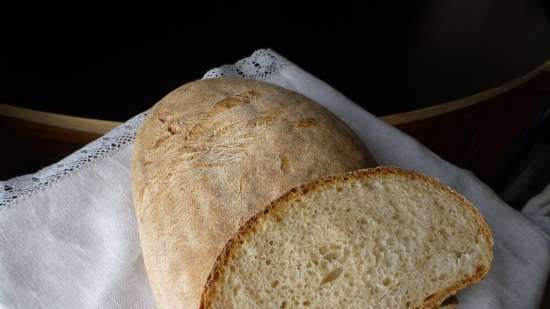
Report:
131,78,375,309
201,167,493,309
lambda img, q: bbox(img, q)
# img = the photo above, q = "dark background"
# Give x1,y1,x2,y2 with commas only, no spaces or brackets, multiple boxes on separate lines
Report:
1,1,549,120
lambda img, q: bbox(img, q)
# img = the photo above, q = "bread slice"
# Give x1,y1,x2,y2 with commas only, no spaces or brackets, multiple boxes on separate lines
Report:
201,167,493,309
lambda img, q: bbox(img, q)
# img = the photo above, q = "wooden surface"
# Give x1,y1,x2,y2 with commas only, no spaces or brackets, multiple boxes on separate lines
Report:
382,61,550,125
0,116,101,178
391,71,550,183
1,69,550,184
0,103,119,134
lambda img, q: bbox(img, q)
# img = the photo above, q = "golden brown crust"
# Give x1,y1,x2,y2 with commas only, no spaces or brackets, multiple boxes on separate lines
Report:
132,77,375,309
200,167,493,309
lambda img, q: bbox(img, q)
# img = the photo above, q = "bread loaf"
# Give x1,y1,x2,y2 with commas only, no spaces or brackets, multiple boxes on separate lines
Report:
201,167,493,309
132,78,374,309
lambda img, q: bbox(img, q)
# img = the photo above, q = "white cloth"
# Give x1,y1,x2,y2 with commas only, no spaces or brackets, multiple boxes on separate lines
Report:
524,183,550,237
0,49,548,309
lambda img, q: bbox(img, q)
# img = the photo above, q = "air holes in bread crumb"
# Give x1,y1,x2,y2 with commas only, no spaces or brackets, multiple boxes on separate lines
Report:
321,267,343,284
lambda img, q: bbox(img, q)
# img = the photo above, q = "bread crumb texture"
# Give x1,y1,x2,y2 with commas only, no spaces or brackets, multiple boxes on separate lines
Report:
201,167,493,309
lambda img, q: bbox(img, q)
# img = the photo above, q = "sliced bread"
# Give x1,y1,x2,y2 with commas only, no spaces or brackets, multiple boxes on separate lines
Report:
201,167,493,309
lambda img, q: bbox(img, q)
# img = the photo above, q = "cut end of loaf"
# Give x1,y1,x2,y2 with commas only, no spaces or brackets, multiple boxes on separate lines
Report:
200,167,493,309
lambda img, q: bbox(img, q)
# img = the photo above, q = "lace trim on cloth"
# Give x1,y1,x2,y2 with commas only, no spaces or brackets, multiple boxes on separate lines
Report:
0,49,290,208
203,49,289,80
0,113,146,207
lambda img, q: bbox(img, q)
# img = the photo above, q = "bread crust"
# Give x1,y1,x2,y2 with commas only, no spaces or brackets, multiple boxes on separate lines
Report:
200,167,493,309
132,77,374,309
